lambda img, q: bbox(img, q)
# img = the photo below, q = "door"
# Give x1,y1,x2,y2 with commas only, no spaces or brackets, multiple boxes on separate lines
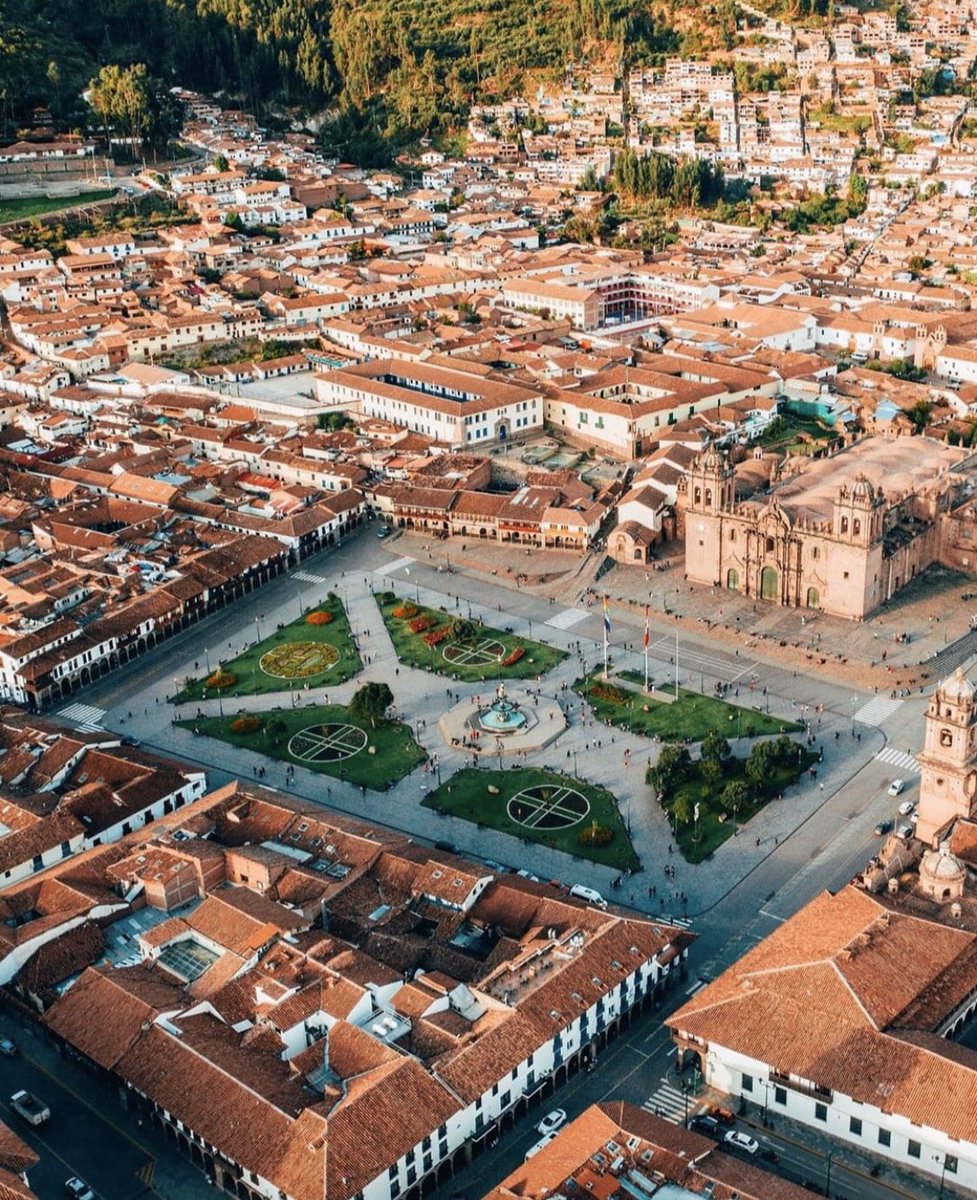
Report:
760,566,778,602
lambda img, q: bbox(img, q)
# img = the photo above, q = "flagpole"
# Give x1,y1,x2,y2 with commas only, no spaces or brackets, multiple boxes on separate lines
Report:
675,627,679,696
602,594,609,681
643,604,650,693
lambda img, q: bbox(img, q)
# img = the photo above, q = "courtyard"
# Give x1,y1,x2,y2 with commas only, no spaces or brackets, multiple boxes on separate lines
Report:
375,592,566,681
172,594,361,702
422,766,640,871
176,702,425,790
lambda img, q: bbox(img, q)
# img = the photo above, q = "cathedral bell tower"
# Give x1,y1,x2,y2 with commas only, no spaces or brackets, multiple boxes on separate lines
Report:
915,668,977,847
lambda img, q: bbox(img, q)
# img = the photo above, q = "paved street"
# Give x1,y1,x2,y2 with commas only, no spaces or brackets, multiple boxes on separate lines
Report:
53,524,966,1199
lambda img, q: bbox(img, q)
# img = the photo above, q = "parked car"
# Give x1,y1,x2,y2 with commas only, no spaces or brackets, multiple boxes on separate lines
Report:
898,798,915,815
377,527,391,539
910,811,919,825
723,1131,759,1154
0,1038,16,1057
888,779,906,797
758,1147,781,1164
895,824,915,840
536,1110,567,1137
525,1133,557,1160
688,1115,720,1138
569,884,607,909
10,1090,49,1126
874,819,894,836
65,1181,95,1200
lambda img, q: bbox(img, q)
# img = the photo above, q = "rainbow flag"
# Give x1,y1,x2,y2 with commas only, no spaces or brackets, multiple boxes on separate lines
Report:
644,604,650,649
603,595,611,635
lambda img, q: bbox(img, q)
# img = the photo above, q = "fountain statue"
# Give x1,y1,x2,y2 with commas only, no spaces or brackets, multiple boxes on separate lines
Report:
478,681,528,733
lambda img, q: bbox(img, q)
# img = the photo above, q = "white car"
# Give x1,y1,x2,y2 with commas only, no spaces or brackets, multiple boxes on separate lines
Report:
536,1109,567,1137
569,884,607,909
888,779,906,797
898,798,915,816
525,1132,557,1160
65,1181,96,1200
723,1130,759,1155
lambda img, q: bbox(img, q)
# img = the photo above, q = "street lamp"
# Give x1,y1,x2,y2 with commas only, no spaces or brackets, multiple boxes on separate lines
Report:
850,694,857,735
204,646,211,674
825,1148,835,1198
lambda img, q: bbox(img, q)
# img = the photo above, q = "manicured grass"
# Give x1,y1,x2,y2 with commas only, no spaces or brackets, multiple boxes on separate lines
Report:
176,703,425,791
422,766,639,871
0,190,115,223
578,672,801,741
375,592,566,681
172,594,361,702
652,745,818,864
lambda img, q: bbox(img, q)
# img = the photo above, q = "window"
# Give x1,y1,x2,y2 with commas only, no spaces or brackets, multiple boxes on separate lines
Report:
774,1086,787,1106
742,1074,753,1093
815,1103,827,1122
765,536,775,553
850,1117,862,1136
908,1140,920,1159
945,1155,958,1174
878,1129,891,1147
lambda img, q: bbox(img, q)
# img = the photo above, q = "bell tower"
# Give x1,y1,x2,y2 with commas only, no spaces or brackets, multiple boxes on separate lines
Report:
915,668,977,847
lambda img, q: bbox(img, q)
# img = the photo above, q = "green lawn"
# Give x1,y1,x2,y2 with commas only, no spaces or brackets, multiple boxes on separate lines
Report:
375,592,567,681
652,744,818,864
579,672,800,741
0,190,115,223
177,703,425,791
172,594,361,702
422,766,639,871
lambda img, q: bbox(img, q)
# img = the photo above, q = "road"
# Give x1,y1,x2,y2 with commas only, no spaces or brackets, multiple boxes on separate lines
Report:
0,1036,154,1199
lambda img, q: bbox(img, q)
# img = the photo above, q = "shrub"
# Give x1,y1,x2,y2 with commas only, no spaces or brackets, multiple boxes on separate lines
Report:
230,715,262,733
501,646,525,667
306,610,334,625
409,614,437,634
393,603,418,619
578,822,614,847
206,670,236,689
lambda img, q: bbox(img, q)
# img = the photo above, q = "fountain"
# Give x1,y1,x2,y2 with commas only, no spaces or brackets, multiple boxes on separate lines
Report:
477,683,528,734
438,682,566,758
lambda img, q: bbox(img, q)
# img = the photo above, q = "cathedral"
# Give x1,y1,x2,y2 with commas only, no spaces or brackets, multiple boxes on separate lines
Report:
915,667,977,849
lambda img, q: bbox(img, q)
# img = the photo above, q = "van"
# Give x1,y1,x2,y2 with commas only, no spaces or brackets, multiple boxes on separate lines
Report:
569,884,607,909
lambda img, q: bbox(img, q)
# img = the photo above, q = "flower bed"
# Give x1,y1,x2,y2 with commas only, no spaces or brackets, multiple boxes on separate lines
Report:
589,681,629,704
393,603,418,620
206,670,237,689
409,614,437,634
500,647,525,667
423,627,451,646
305,611,334,625
230,715,262,733
578,822,614,847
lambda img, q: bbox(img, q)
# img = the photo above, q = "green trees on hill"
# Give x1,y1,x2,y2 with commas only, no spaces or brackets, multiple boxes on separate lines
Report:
613,147,727,209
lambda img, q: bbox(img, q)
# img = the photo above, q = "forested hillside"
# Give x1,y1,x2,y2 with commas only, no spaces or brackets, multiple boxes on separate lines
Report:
0,0,705,154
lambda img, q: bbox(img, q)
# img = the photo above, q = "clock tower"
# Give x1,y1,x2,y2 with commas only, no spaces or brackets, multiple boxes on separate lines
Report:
915,668,977,847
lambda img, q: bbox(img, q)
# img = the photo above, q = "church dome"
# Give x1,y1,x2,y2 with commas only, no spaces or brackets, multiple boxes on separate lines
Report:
942,667,976,705
919,842,966,901
851,477,874,499
701,448,724,472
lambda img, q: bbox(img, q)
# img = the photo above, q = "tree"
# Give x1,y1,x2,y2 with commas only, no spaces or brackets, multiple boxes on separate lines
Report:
649,743,691,798
701,730,730,766
745,741,773,788
349,681,393,728
672,793,693,826
720,780,749,815
907,399,933,433
213,153,230,173
700,757,724,786
88,63,153,153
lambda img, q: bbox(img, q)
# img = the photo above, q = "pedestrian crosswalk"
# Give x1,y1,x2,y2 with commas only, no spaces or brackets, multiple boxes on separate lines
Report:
875,745,919,775
854,695,903,727
642,1078,691,1124
57,702,106,732
373,555,414,578
293,570,327,584
546,607,589,631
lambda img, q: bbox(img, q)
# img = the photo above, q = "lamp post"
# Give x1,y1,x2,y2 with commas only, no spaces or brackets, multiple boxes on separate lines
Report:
824,1148,835,1198
204,646,211,674
850,694,857,735
255,613,263,644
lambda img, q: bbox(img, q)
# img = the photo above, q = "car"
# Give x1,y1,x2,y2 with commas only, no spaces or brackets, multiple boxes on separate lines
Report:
888,779,906,797
898,798,915,816
874,819,894,836
568,884,606,908
0,1038,16,1057
65,1181,96,1200
723,1131,759,1155
536,1110,567,1137
910,810,919,825
895,824,914,840
758,1147,781,1164
688,1115,720,1138
525,1132,557,1160
703,1103,736,1125
377,527,391,539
